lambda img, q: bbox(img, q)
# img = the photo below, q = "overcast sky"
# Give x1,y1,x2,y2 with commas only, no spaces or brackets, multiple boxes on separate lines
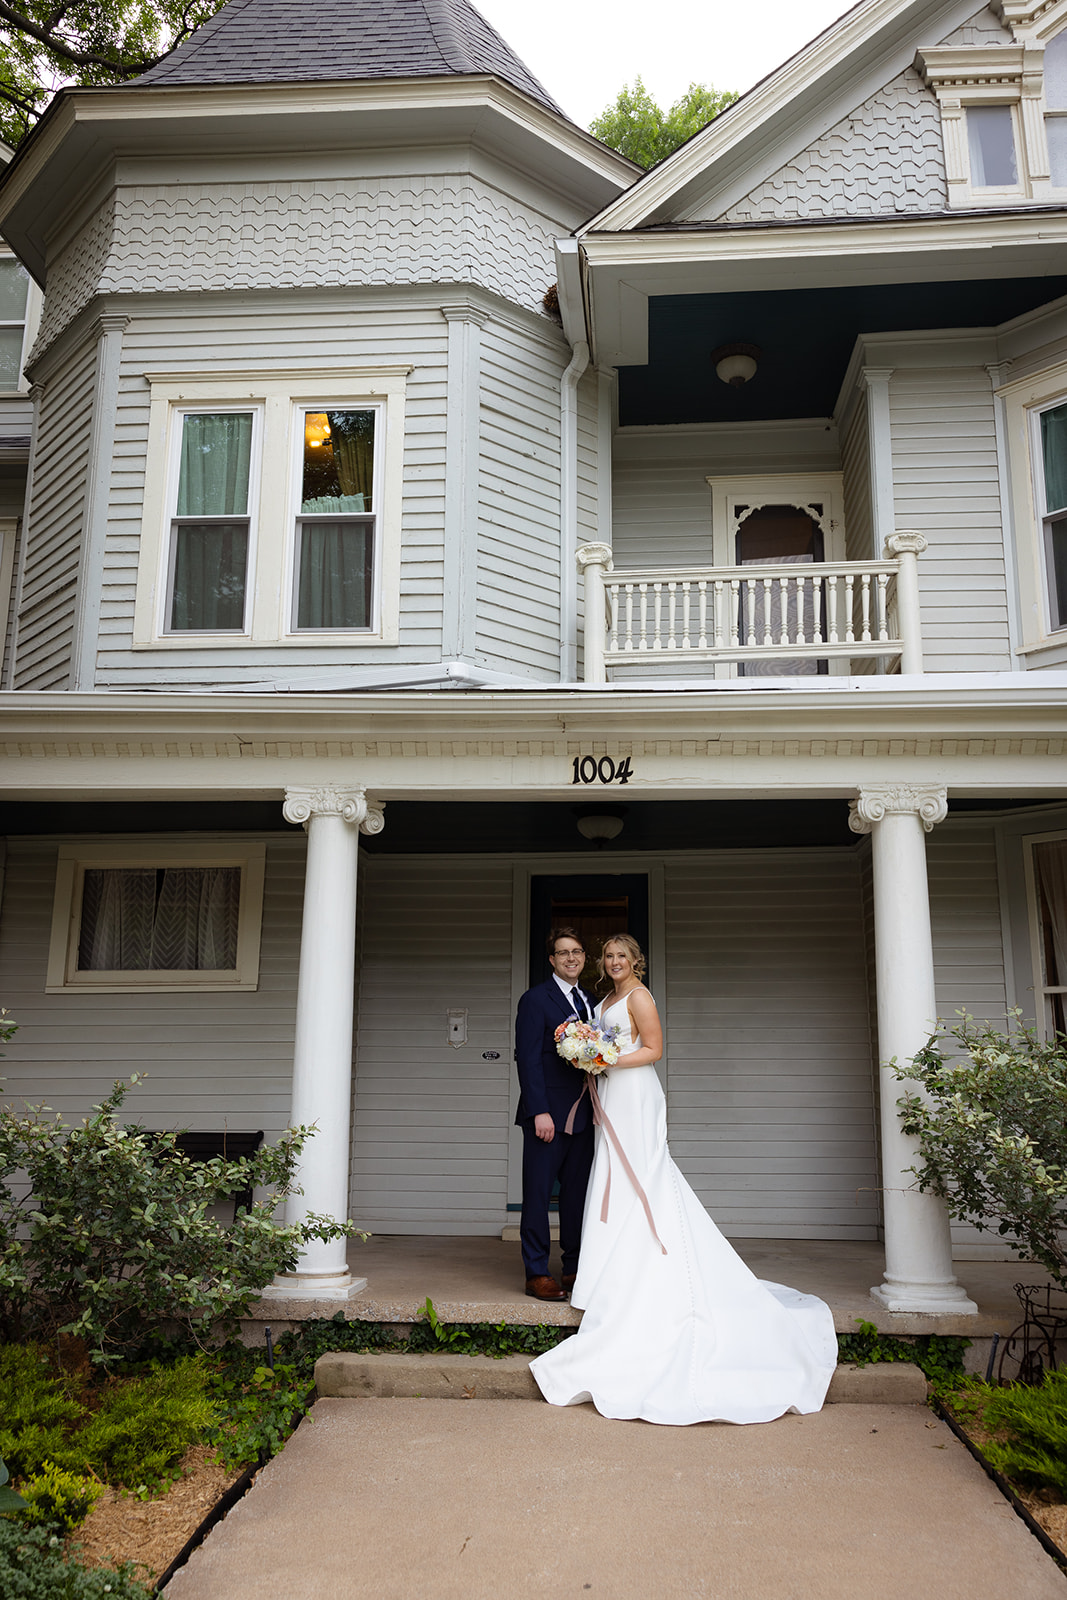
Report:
473,0,857,128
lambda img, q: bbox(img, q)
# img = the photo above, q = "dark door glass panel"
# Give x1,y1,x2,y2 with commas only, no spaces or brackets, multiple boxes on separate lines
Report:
735,503,825,677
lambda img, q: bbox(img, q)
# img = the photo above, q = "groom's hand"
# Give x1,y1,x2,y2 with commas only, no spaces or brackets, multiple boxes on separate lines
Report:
534,1113,555,1142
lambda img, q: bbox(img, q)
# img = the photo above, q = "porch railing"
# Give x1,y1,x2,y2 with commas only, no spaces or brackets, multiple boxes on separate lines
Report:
576,533,927,683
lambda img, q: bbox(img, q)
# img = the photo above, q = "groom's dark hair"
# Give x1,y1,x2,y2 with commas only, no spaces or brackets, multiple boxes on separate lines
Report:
547,926,584,955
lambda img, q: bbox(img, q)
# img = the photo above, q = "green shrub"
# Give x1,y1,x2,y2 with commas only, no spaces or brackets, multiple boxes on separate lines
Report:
0,1346,84,1477
0,1519,151,1599
896,1012,1067,1287
836,1319,969,1386
17,1463,102,1531
77,1357,217,1491
0,1076,364,1361
206,1361,311,1471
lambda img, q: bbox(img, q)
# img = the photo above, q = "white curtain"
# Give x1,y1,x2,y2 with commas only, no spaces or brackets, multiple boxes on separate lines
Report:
295,521,371,629
1035,842,1067,987
78,867,241,972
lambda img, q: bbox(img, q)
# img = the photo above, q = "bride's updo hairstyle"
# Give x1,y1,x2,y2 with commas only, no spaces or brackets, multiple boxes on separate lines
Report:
597,932,646,983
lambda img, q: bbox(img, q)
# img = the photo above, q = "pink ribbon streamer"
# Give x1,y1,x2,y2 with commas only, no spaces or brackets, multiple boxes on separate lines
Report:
565,1074,667,1255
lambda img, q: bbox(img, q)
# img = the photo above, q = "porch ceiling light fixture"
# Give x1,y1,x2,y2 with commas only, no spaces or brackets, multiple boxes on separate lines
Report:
712,342,761,387
576,813,625,844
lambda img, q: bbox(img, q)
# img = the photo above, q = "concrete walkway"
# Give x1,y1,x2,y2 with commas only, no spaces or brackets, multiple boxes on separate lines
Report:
165,1398,1067,1600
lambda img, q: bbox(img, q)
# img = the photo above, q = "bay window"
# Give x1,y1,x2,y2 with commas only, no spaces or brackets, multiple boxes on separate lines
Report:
134,367,406,649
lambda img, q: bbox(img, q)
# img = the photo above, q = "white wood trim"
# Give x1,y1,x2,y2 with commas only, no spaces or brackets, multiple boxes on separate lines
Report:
997,356,1067,653
46,838,266,993
441,305,485,661
70,317,126,689
1021,824,1067,1036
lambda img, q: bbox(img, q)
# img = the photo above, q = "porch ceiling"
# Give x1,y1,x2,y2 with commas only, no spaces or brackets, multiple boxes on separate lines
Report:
618,275,1067,426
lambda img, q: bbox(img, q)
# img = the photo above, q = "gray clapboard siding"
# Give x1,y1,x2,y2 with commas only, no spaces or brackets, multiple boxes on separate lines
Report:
0,837,302,1137
351,857,514,1232
96,299,450,685
889,368,1011,671
927,820,1011,1256
476,320,563,677
613,455,713,569
13,336,97,688
663,850,879,1238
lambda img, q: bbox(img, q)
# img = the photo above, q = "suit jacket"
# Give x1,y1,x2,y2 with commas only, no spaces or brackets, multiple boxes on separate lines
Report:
514,977,595,1132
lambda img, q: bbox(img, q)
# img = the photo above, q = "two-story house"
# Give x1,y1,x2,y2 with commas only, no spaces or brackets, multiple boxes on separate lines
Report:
1,0,1066,1321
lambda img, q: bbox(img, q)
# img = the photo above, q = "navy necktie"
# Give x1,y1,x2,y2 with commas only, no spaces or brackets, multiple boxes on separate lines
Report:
570,987,589,1022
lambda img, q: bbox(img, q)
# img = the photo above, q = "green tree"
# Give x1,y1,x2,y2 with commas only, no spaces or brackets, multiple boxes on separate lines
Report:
0,0,227,146
589,77,737,170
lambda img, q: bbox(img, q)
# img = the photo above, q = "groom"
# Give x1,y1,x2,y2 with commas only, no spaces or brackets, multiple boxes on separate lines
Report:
514,927,596,1301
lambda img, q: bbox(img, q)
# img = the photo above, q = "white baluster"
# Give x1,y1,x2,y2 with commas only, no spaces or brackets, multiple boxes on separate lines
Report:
624,585,634,651
779,574,790,645
877,572,889,641
731,579,740,648
700,580,709,650
746,580,756,646
680,581,690,649
638,583,648,650
845,573,855,644
651,582,663,650
860,573,872,643
609,584,619,652
708,580,718,650
813,575,823,645
667,581,677,650
762,577,773,647
828,575,839,643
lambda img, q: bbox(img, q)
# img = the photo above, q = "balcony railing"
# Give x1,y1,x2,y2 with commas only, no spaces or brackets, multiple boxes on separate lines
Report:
577,533,927,683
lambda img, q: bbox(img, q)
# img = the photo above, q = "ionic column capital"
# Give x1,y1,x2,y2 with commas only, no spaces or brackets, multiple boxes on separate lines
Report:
283,785,386,835
884,530,928,558
848,784,948,835
576,541,613,572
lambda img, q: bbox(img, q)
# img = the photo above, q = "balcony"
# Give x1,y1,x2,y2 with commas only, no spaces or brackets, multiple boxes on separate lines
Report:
577,533,926,683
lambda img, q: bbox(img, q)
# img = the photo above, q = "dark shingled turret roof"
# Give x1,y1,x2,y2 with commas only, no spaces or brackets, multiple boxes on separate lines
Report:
133,0,566,116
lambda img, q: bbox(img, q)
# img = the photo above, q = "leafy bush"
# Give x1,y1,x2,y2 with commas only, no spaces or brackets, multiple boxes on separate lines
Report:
0,1076,363,1360
896,1012,1067,1287
206,1360,310,1471
0,1519,152,1599
78,1358,217,1491
0,1346,84,1478
16,1463,102,1531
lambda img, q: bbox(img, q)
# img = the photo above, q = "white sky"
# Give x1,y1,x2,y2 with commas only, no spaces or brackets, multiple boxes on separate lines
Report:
474,0,858,127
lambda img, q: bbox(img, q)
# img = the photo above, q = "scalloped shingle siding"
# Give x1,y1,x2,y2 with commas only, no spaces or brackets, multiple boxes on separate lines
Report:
717,67,947,223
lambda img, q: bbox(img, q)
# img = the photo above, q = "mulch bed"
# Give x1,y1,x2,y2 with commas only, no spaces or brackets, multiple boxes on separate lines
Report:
71,1446,246,1586
935,1396,1067,1571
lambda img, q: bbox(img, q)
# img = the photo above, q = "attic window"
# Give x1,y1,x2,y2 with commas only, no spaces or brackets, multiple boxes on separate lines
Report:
967,105,1018,187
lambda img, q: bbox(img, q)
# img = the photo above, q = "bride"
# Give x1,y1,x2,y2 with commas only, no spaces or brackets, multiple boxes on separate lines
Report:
529,933,838,1426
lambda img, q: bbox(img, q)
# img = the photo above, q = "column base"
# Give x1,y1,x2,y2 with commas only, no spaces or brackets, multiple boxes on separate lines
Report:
870,1278,978,1316
259,1272,368,1302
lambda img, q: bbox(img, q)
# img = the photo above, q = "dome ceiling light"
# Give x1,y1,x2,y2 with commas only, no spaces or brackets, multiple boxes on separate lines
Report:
711,342,761,387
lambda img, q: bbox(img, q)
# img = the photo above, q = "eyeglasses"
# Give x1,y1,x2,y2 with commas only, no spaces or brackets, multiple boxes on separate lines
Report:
552,948,585,958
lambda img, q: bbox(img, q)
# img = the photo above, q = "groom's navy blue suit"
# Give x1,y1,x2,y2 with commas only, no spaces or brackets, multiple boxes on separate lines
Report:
515,977,596,1281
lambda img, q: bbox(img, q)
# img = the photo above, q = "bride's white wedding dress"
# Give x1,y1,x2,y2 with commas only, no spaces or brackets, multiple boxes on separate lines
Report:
529,991,838,1425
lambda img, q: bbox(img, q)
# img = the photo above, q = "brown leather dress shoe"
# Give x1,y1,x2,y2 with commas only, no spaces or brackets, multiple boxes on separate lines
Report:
525,1274,567,1301
562,1274,577,1291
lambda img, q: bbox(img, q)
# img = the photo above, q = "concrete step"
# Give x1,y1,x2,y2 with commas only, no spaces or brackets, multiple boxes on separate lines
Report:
314,1352,929,1405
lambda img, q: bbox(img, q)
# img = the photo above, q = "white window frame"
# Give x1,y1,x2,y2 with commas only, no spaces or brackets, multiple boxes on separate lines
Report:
161,402,263,638
286,400,382,636
0,252,37,395
998,360,1067,664
705,474,846,568
1022,828,1067,1038
46,840,266,992
133,367,409,649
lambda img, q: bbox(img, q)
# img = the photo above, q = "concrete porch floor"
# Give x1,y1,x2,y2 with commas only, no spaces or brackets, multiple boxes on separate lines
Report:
247,1235,1051,1346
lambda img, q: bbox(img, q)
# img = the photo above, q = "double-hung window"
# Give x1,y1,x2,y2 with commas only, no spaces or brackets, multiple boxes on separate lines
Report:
292,407,376,631
0,257,30,392
1034,397,1067,632
135,368,406,649
166,409,257,633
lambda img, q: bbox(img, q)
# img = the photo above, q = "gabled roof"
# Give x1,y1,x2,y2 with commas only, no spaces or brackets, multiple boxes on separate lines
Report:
133,0,565,118
581,0,994,232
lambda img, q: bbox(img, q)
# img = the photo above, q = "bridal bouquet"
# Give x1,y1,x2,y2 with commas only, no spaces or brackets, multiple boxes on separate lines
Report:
554,1018,620,1075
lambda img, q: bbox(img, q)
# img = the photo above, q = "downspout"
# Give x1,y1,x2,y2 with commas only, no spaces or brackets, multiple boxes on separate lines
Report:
560,339,589,681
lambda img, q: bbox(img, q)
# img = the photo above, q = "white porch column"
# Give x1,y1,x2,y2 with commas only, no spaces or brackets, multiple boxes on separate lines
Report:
884,530,927,675
263,784,384,1300
849,785,977,1315
576,542,612,683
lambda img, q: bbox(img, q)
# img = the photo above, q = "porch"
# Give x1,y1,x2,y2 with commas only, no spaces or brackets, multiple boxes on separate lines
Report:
245,1234,1050,1355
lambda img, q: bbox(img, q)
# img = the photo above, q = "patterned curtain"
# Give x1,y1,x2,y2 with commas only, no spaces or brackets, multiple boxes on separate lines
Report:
78,867,241,972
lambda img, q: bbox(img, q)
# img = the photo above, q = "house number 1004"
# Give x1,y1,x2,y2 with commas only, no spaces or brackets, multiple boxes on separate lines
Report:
571,755,633,786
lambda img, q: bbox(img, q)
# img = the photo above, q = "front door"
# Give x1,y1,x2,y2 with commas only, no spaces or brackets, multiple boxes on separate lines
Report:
508,872,650,1214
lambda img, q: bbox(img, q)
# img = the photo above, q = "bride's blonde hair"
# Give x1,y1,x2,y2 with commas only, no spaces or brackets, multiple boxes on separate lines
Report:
596,932,646,984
